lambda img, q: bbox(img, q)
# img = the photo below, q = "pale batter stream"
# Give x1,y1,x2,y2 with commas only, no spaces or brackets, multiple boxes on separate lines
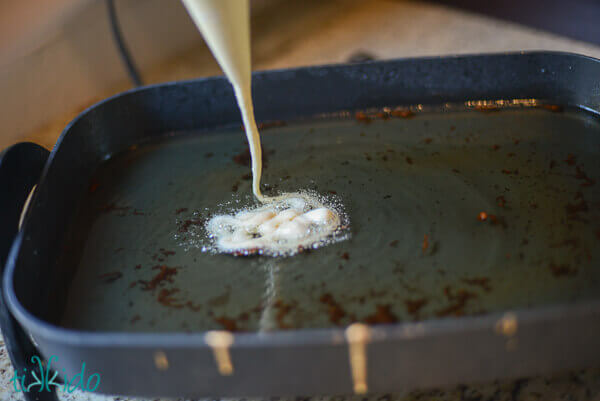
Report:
181,0,346,255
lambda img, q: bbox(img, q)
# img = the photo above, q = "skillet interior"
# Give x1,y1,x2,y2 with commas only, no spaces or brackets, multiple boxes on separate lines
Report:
56,105,600,333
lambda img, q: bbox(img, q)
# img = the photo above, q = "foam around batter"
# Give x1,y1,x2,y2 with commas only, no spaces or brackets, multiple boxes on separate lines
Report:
205,192,347,256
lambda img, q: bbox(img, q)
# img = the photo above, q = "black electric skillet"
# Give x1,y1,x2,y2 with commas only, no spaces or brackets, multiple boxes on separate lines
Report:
1,52,600,399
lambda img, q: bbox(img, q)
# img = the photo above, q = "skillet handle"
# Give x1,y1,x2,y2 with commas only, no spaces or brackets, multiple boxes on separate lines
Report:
0,143,58,401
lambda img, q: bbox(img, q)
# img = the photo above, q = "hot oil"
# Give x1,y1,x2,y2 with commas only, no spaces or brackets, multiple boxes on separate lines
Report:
60,106,600,333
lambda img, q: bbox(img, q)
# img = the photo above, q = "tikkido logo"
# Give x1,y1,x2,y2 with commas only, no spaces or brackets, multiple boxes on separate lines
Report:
10,355,101,393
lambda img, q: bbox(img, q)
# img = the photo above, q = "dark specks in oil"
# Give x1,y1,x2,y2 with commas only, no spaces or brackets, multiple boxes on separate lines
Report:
436,286,478,317
363,304,398,324
496,196,507,208
320,293,346,325
541,104,564,113
98,271,122,284
355,111,371,124
157,288,183,308
549,263,578,277
139,265,178,291
422,235,429,254
462,277,492,292
89,179,99,193
404,298,428,318
391,109,415,119
214,316,238,331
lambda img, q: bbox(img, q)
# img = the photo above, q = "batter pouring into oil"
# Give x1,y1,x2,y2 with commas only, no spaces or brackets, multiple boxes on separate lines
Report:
181,0,346,256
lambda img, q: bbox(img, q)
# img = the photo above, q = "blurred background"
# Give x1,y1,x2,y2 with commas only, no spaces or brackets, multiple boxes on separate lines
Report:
1,0,600,150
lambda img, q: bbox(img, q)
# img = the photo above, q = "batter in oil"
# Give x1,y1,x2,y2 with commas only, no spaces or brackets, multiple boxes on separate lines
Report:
181,0,346,255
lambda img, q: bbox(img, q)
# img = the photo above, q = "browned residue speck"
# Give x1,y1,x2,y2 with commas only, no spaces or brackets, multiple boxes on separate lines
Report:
575,166,596,187
129,281,137,289
98,203,130,214
422,235,429,254
134,264,142,270
566,200,588,216
233,148,251,166
185,301,202,312
424,138,432,144
157,288,183,308
258,120,287,130
214,316,238,331
140,265,177,290
541,104,563,113
496,196,506,208
564,154,576,166
178,218,204,233
159,248,175,257
204,152,214,158
363,304,398,324
208,291,230,307
475,104,500,112
341,252,350,260
549,263,578,277
273,299,294,329
130,315,141,324
404,298,428,318
501,169,518,175
319,293,346,325
355,111,371,124
98,272,122,284
175,208,188,214
405,157,413,165
436,286,478,317
549,238,580,250
389,240,399,247
487,214,507,228
462,277,492,292
391,109,415,119
492,144,500,151
232,247,261,256
89,179,99,193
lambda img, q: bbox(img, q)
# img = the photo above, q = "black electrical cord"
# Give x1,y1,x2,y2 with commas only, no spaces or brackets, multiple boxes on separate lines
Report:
106,0,143,87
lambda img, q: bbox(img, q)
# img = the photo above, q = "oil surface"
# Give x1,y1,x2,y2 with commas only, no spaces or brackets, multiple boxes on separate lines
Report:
60,106,600,333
